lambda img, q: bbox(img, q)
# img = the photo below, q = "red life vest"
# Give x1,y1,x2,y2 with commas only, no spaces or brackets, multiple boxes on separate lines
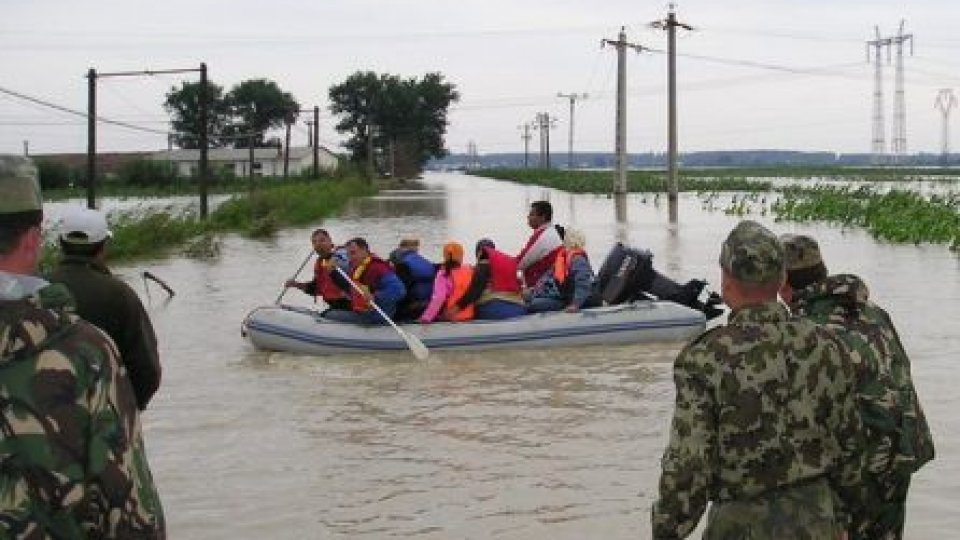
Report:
444,265,475,321
315,258,347,302
485,247,521,294
349,256,375,312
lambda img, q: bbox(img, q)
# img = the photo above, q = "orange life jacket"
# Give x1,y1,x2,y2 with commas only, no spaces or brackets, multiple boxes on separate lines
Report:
553,248,586,285
444,265,475,321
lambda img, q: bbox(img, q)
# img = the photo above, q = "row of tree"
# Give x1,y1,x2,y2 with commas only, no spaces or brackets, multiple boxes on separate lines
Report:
164,71,459,178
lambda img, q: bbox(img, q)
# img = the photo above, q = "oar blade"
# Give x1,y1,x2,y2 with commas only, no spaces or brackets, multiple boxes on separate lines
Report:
401,331,430,361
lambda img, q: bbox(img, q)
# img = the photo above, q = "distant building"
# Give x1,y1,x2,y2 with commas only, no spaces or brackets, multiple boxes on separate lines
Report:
150,146,339,177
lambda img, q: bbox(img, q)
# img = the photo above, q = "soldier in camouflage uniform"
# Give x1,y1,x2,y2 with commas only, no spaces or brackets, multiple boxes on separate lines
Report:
651,220,864,539
0,155,165,538
780,234,934,540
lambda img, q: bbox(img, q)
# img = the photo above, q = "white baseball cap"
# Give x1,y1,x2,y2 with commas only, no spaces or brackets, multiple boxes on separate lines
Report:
59,207,112,244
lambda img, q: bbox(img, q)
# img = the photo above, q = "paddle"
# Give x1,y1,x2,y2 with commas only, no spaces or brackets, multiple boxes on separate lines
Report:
333,266,430,361
275,250,315,305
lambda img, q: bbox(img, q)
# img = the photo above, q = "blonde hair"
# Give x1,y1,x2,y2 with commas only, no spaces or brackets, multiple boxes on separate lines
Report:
563,228,586,250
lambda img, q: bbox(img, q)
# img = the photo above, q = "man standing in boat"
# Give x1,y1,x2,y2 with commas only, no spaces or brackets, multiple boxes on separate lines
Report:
516,200,563,288
285,228,350,311
779,233,935,540
651,220,865,539
325,237,406,325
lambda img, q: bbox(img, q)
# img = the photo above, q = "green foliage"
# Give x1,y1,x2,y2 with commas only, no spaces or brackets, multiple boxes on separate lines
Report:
476,168,772,192
329,71,459,177
35,159,76,190
117,159,178,187
163,80,232,149
225,79,300,149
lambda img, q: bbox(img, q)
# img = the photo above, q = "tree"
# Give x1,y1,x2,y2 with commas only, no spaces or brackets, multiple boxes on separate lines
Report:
225,79,300,149
163,80,231,149
329,71,459,177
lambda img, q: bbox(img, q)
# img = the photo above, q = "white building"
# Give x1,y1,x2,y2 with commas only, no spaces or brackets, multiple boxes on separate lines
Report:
151,146,338,178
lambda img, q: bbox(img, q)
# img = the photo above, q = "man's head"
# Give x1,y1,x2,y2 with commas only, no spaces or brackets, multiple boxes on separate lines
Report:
0,155,43,273
718,220,785,309
58,206,112,259
310,228,334,256
779,233,827,304
475,237,495,259
345,237,371,266
527,200,553,229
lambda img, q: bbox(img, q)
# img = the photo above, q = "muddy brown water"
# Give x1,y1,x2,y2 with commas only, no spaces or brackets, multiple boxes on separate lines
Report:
59,173,957,538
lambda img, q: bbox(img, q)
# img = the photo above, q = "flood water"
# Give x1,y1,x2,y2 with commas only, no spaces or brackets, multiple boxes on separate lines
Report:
99,172,956,538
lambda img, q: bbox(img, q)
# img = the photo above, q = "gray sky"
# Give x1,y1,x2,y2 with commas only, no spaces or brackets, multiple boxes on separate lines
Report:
2,0,959,157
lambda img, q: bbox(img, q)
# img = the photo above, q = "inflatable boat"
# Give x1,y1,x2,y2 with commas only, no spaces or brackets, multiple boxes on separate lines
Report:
241,301,706,356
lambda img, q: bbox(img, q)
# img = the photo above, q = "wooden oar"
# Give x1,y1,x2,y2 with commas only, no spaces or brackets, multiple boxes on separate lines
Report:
275,250,315,305
334,266,430,361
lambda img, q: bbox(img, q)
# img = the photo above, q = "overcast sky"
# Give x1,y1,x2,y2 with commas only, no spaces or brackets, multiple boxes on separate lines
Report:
2,0,959,157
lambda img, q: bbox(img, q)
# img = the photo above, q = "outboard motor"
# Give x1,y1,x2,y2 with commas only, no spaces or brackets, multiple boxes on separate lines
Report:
596,243,726,320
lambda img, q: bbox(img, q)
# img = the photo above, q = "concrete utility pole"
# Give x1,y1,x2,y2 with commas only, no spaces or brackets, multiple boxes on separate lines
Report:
535,113,556,168
518,122,532,168
602,27,647,195
86,64,208,214
313,105,320,177
557,92,587,169
653,5,692,224
935,88,957,165
890,20,913,163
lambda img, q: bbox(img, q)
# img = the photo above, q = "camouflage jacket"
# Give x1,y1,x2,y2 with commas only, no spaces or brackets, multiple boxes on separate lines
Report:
792,276,934,490
0,283,165,538
651,301,864,539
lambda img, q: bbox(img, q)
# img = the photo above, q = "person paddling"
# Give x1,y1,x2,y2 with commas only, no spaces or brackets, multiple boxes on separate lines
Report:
324,237,406,325
284,228,350,310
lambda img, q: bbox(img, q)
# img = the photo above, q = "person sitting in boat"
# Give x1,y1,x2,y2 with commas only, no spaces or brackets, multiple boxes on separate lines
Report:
418,242,475,324
516,200,564,288
325,237,407,325
284,228,350,311
525,228,602,313
388,237,437,321
451,238,527,320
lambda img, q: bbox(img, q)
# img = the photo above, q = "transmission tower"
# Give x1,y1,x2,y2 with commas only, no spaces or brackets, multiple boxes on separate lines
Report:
935,89,957,165
890,20,914,163
557,92,588,169
535,112,556,169
867,27,892,164
602,27,647,195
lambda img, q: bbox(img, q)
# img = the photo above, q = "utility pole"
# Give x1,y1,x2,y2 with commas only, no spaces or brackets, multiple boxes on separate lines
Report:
557,92,587,169
283,120,292,179
22,140,28,157
653,5,692,224
890,20,913,163
935,88,957,166
867,27,892,165
86,68,96,209
313,105,320,178
602,27,647,195
518,122,532,168
198,63,208,218
535,113,556,168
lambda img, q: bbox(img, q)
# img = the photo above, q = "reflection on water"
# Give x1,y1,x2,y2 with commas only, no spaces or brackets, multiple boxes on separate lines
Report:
113,172,957,539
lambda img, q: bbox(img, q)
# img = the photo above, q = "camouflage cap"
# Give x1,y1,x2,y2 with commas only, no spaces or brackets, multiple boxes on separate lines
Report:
780,234,823,271
0,155,41,215
719,220,784,284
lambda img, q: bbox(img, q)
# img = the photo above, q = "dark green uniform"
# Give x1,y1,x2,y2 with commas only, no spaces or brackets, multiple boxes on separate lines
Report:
48,255,161,410
792,273,935,540
651,301,864,539
0,281,164,537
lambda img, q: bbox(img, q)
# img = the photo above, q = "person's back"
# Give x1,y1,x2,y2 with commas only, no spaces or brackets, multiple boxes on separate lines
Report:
47,208,161,411
652,221,863,539
0,285,165,537
791,273,934,538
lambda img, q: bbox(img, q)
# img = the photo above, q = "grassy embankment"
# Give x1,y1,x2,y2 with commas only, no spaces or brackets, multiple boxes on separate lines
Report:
473,168,960,250
40,178,377,271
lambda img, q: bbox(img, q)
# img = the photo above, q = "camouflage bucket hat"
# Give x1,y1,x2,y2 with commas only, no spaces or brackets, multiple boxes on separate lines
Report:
0,155,41,215
780,234,823,271
719,220,784,284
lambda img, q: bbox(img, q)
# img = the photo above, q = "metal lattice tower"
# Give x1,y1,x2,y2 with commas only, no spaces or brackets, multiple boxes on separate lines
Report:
935,89,957,163
866,27,892,164
890,20,914,162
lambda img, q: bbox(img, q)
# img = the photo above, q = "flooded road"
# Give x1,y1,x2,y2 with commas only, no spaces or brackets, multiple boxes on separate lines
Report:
105,173,956,538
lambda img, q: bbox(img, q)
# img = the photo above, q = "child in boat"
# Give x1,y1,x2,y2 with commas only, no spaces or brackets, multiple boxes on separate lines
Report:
526,228,601,313
418,242,475,323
